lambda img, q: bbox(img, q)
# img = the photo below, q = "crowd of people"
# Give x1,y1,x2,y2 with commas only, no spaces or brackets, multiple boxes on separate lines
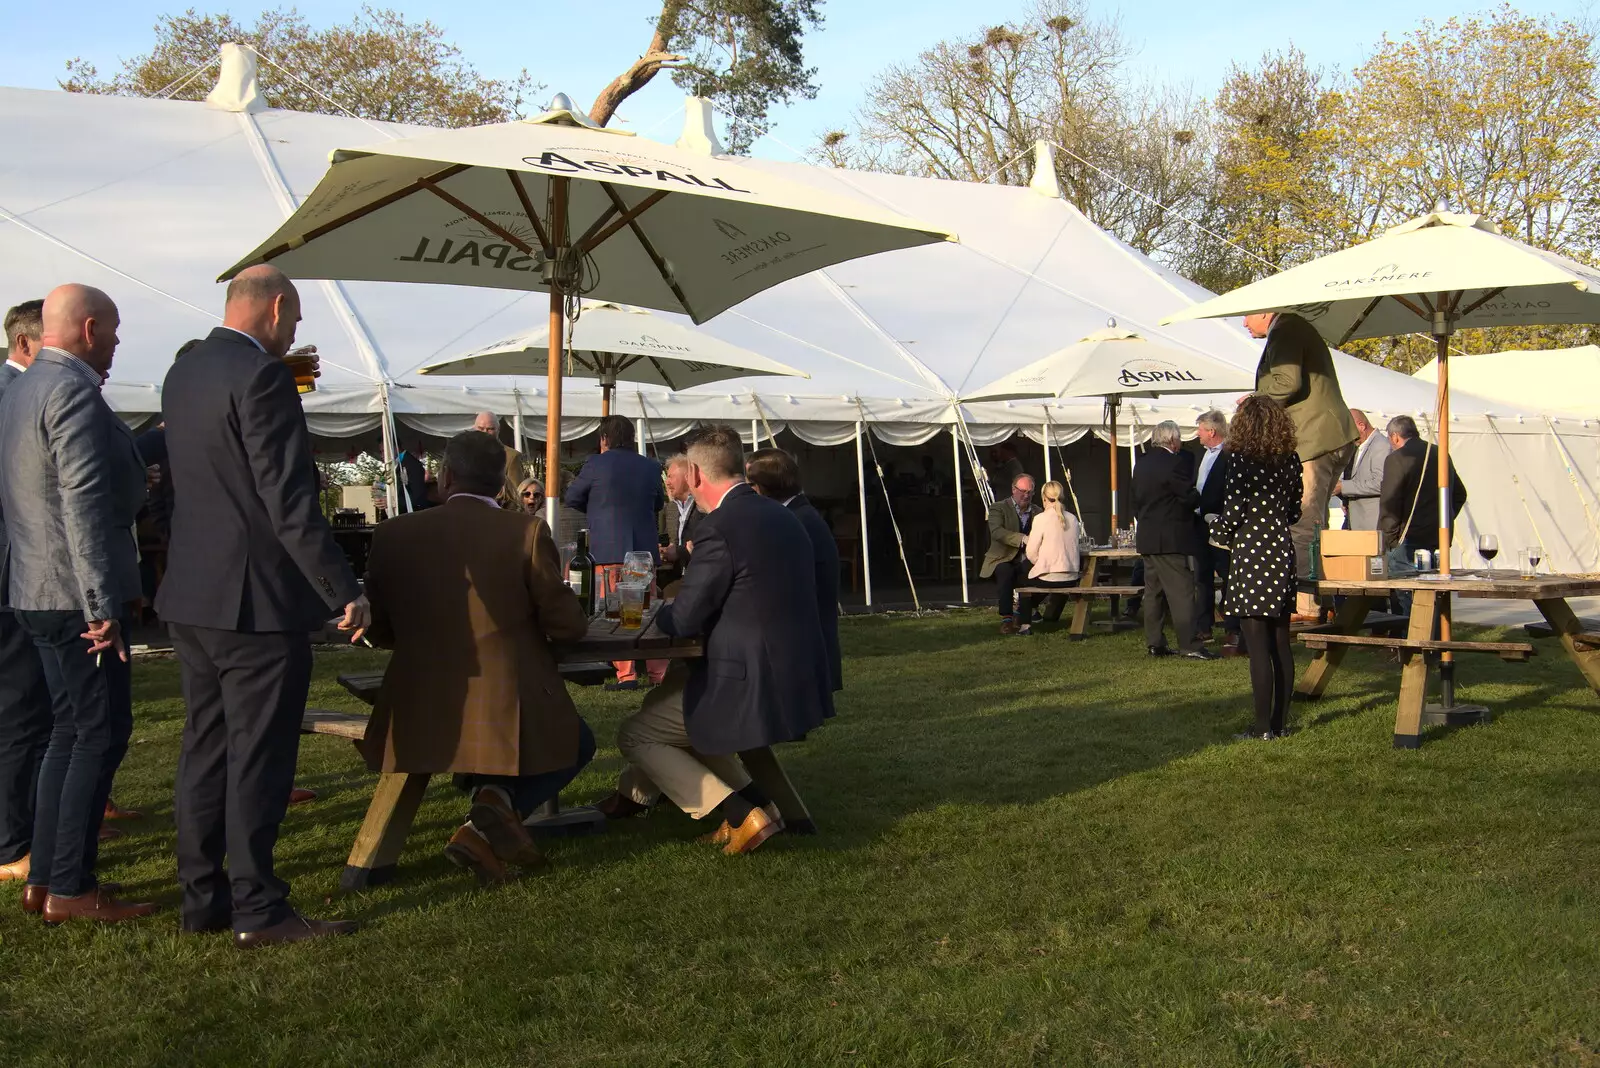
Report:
985,310,1469,740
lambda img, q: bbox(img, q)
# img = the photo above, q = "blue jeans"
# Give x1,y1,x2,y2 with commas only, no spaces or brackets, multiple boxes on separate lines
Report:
458,719,596,816
17,610,133,897
1387,544,1420,616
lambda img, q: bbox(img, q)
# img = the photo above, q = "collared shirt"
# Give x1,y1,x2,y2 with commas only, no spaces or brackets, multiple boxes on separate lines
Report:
4,359,26,374
449,492,500,509
706,481,744,512
674,495,693,535
1195,443,1223,510
40,346,104,389
1349,431,1377,485
1013,498,1032,533
218,326,267,353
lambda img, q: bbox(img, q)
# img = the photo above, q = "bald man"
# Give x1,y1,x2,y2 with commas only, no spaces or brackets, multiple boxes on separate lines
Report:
159,265,366,947
473,411,525,504
0,285,153,923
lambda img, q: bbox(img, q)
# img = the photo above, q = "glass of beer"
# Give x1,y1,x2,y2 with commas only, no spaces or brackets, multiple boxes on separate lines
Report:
619,581,647,630
284,346,319,394
602,565,622,620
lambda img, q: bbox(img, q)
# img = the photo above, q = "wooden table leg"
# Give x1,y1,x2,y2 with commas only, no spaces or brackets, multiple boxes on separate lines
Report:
1534,597,1600,694
1068,556,1100,641
1393,590,1440,750
740,746,815,835
342,772,430,891
1295,595,1375,698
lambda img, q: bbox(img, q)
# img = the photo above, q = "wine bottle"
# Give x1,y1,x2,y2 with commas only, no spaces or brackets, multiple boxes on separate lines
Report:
568,529,596,616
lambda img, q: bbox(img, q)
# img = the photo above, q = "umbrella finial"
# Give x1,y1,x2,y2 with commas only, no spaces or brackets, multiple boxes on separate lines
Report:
1433,198,1449,214
550,92,576,112
1106,316,1117,329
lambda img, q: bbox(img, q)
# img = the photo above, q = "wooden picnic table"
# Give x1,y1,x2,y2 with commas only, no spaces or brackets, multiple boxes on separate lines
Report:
309,606,814,890
1295,571,1600,749
1066,547,1142,639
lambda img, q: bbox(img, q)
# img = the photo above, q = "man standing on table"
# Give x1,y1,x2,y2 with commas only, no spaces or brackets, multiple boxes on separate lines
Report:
1133,421,1217,660
1243,311,1358,622
618,426,832,854
0,285,151,923
981,474,1041,636
159,265,368,948
0,300,53,887
564,415,665,690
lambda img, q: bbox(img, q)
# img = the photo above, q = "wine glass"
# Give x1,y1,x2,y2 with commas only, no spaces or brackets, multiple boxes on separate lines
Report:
1478,534,1499,572
1527,545,1542,576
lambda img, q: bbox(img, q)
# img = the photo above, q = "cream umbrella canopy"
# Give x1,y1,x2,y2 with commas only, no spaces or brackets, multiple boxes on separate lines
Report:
1162,209,1600,575
964,324,1256,532
418,302,807,415
221,96,955,528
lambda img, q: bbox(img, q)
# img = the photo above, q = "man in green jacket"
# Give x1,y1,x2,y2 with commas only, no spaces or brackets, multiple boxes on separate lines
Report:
980,474,1040,635
1244,311,1358,620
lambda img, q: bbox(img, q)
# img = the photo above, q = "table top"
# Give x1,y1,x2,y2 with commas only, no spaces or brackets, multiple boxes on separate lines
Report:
560,605,703,661
1085,547,1140,559
1313,571,1600,599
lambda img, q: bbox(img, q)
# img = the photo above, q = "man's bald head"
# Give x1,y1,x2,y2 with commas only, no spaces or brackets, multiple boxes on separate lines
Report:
223,265,301,358
40,284,120,374
1350,408,1372,438
473,411,499,435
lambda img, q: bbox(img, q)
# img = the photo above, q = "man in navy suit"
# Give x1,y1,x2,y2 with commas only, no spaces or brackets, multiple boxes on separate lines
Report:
615,426,832,854
0,300,52,886
1192,410,1239,654
564,414,665,689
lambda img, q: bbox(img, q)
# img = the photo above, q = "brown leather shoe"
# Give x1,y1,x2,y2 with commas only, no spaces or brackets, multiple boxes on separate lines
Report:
999,618,1021,636
288,787,318,805
42,886,158,925
0,854,28,881
468,789,546,868
103,799,142,820
443,823,509,885
723,805,782,856
233,912,358,949
699,803,781,845
21,884,46,914
594,791,650,820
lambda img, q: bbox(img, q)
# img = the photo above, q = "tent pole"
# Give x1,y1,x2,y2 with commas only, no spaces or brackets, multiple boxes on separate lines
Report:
1107,395,1120,536
856,420,873,608
378,383,398,517
543,176,568,533
952,425,969,603
1042,410,1052,484
511,389,525,461
751,418,760,450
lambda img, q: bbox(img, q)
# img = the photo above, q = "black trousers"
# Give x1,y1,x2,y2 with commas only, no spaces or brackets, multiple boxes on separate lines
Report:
17,610,133,896
171,624,312,934
1142,554,1201,653
992,553,1032,617
1239,616,1294,735
1194,543,1239,637
0,608,52,865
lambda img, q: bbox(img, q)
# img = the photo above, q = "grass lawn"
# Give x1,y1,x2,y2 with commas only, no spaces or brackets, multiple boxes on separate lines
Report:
2,612,1599,1067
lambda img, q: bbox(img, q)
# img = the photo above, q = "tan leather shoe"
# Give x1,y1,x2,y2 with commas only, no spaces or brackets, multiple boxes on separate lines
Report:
723,805,782,856
443,823,510,885
468,789,547,869
103,799,142,820
42,887,158,925
21,884,46,914
699,803,782,845
234,912,358,949
0,854,28,881
288,788,317,805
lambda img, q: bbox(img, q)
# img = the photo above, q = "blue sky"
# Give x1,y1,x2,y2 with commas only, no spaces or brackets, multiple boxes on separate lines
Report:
6,0,1595,158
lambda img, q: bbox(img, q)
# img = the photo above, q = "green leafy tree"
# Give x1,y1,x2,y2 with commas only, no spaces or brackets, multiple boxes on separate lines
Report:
62,6,539,127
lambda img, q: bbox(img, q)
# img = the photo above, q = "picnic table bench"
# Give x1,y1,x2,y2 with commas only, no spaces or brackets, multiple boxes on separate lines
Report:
303,608,815,890
1295,572,1600,748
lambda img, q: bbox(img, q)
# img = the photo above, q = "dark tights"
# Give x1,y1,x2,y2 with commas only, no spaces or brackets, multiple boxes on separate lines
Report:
1238,616,1293,735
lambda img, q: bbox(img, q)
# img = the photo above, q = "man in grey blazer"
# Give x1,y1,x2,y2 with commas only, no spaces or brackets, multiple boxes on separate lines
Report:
0,300,53,884
1334,408,1392,532
0,285,153,924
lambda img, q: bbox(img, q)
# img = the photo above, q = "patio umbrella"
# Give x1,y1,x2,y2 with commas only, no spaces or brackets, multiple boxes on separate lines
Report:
964,323,1256,533
221,95,954,527
1162,209,1600,574
417,302,807,416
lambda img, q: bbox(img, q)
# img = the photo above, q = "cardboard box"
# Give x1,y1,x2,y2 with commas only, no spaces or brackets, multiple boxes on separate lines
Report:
1320,554,1389,581
1320,529,1383,557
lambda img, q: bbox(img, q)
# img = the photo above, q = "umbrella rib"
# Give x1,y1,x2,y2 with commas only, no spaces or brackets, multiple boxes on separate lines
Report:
1457,286,1507,318
643,354,679,390
577,189,669,256
1337,296,1386,347
419,179,533,254
506,170,551,251
1391,294,1431,321
250,162,469,266
598,183,694,316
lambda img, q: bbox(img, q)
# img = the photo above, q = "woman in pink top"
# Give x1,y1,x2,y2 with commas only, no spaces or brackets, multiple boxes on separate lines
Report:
1016,481,1083,636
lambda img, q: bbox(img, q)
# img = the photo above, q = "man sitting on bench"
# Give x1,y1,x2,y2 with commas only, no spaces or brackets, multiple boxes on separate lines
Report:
982,474,1041,636
361,431,594,884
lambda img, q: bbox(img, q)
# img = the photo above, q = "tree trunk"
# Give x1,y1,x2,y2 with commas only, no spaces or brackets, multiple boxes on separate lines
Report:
589,2,686,126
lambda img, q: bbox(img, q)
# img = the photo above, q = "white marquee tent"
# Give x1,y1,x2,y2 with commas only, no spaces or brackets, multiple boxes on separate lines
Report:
1414,346,1600,419
4,50,1600,579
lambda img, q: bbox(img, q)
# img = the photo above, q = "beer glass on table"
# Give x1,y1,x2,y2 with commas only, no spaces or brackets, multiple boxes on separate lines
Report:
619,582,647,631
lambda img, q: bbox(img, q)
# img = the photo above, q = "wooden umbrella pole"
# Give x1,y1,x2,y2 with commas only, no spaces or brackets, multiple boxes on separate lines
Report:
543,176,568,533
1434,321,1455,705
1107,394,1121,537
601,382,612,417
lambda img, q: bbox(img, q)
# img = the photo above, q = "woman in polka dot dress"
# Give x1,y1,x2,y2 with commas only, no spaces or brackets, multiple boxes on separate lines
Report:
1211,394,1302,739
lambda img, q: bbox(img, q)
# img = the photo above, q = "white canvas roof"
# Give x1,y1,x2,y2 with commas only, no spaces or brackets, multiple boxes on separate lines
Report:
1414,346,1600,418
4,68,1600,572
